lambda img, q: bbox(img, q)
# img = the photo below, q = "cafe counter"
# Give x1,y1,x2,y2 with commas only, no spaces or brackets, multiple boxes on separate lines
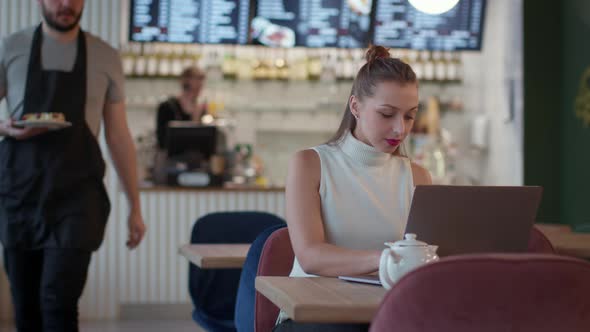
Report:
138,184,285,193
101,184,287,309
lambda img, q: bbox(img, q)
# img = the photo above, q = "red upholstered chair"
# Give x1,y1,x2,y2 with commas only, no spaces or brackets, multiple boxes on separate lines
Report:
370,254,590,332
528,226,555,253
255,228,295,332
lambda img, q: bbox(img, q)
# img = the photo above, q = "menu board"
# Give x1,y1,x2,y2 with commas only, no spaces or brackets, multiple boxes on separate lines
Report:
373,0,486,50
251,0,373,48
129,0,250,44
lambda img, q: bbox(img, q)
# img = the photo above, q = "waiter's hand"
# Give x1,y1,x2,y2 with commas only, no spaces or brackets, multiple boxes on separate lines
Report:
127,209,146,249
0,119,48,140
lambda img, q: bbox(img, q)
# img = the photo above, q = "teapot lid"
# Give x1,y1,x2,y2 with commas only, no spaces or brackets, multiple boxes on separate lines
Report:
392,233,428,247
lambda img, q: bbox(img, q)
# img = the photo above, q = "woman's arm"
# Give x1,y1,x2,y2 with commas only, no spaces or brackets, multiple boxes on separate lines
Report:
156,102,174,149
286,150,381,277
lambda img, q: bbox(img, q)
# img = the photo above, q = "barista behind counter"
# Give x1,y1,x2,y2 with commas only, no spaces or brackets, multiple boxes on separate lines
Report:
154,66,211,185
156,66,207,148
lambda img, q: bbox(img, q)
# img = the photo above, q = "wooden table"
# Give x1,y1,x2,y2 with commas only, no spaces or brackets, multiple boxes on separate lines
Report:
544,233,590,259
178,244,251,268
535,223,572,235
536,224,590,259
255,276,386,323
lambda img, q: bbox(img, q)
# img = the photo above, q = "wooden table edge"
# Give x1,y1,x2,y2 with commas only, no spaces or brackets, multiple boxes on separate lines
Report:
178,244,204,267
255,276,381,324
178,244,250,268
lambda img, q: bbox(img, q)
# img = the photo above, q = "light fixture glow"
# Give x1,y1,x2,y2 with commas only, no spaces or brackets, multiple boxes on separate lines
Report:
408,0,460,15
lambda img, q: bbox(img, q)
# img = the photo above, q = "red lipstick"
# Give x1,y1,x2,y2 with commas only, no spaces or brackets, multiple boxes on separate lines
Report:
385,139,401,146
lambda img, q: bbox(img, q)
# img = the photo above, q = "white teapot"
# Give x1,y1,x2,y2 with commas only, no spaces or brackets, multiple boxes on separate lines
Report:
379,233,439,289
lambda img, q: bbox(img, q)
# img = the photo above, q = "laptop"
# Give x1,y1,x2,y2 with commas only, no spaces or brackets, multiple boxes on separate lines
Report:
404,185,543,257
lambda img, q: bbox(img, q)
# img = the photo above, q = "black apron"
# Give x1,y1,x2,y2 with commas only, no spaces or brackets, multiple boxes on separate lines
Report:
0,25,110,251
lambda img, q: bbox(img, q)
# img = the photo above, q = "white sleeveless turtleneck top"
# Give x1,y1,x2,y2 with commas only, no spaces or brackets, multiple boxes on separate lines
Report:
288,132,415,277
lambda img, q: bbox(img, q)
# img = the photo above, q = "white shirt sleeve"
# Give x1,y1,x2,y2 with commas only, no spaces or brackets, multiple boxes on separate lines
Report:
105,48,125,104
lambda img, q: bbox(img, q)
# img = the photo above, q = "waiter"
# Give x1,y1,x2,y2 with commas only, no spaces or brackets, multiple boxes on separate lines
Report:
0,1,146,331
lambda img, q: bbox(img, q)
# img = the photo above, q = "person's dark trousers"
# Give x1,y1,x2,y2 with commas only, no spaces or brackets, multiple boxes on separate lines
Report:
3,248,92,332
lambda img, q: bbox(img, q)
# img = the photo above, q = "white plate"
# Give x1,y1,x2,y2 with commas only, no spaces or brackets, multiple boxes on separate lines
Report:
14,120,72,130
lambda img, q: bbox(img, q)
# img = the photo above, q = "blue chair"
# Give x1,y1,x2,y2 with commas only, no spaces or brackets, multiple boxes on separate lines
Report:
234,224,287,332
189,211,286,332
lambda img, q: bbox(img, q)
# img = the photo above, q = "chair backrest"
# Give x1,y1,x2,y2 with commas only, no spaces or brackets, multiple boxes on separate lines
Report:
235,224,286,332
370,254,590,332
528,226,555,253
254,228,295,332
189,212,285,331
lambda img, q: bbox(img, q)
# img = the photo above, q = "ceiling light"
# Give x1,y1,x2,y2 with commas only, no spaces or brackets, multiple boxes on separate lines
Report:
408,0,460,15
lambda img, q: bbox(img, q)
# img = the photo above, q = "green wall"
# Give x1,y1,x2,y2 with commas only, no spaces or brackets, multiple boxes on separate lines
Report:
523,0,562,224
524,0,590,231
561,1,590,232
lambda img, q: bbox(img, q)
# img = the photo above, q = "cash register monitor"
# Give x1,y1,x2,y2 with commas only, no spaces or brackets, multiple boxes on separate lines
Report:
166,122,218,160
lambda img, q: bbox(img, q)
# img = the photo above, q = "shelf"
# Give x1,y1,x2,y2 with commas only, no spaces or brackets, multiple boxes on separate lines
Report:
124,75,462,86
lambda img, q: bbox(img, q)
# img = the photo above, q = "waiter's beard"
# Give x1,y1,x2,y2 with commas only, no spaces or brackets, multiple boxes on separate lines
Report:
41,5,83,32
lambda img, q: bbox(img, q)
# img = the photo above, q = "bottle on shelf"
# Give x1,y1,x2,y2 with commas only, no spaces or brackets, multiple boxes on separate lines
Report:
352,48,365,74
450,52,463,83
307,49,323,81
342,50,355,80
221,47,238,80
236,46,254,80
170,45,185,77
120,43,136,77
266,48,279,80
190,45,203,70
422,51,435,82
145,44,159,77
407,50,422,80
251,47,267,80
157,46,172,78
389,48,401,60
134,44,148,77
182,45,197,70
252,54,265,80
202,46,222,80
276,48,290,81
433,51,446,82
319,48,336,82
399,49,411,65
290,49,309,81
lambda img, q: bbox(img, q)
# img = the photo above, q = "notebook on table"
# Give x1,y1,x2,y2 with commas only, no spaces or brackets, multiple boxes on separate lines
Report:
338,275,381,286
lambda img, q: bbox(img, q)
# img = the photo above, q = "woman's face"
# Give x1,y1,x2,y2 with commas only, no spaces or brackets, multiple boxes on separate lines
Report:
350,80,419,153
182,73,205,97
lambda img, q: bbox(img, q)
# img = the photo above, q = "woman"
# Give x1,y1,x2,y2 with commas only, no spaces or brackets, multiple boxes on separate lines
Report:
156,66,207,149
277,45,432,331
153,66,206,183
